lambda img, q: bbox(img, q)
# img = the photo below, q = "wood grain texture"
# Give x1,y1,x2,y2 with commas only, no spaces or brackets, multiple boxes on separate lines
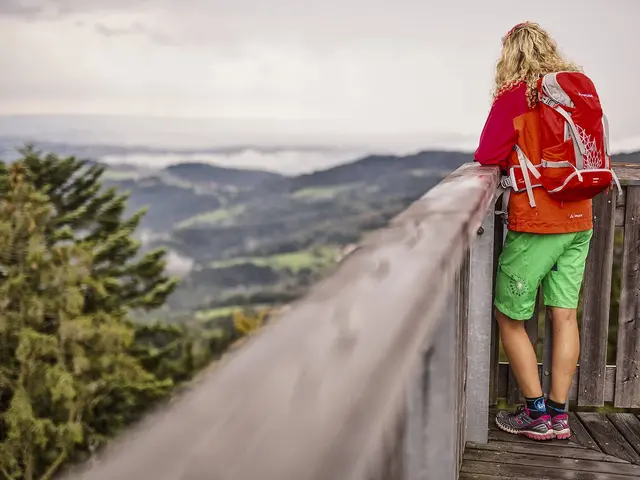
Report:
607,414,640,456
463,448,640,476
423,292,458,480
455,252,470,465
579,189,617,406
61,164,500,480
466,208,496,443
615,188,626,228
614,186,640,408
489,200,505,407
466,441,619,463
461,459,638,479
613,164,640,186
578,413,640,464
570,412,603,453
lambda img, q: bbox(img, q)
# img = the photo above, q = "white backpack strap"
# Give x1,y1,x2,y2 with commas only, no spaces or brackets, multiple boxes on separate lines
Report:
611,169,623,195
495,183,510,245
514,145,539,208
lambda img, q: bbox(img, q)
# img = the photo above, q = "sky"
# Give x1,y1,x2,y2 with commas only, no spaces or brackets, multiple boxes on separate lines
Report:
1,0,640,155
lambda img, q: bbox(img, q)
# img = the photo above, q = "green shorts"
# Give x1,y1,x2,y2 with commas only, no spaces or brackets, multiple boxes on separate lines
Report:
494,229,593,320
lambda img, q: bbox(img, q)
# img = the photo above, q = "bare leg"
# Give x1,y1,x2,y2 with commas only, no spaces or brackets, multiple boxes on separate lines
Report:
548,307,580,404
496,308,542,399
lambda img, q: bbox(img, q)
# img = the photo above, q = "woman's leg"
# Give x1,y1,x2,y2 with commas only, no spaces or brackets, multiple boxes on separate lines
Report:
496,309,543,399
547,307,580,404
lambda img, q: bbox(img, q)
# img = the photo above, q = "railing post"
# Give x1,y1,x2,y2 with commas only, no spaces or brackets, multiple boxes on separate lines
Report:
465,205,496,443
423,291,457,480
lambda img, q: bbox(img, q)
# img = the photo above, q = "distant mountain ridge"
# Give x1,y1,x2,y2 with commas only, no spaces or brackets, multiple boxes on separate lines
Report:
164,162,282,187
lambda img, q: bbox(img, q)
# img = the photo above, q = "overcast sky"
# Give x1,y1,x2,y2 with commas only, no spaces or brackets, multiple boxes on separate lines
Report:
1,0,639,152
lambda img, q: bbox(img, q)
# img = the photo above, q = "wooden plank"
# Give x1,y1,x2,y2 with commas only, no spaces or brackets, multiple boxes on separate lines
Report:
463,448,640,476
496,363,617,403
60,164,501,480
614,186,640,408
578,412,640,464
607,414,640,456
460,474,517,480
466,208,496,443
468,441,625,464
613,164,640,186
571,412,603,452
615,188,626,228
461,459,638,479
489,199,504,407
404,361,426,479
423,292,458,480
454,254,470,470
579,189,617,406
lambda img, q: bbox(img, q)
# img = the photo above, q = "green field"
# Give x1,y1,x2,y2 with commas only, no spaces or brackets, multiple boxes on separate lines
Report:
194,306,242,322
292,183,359,199
209,246,340,273
177,205,246,229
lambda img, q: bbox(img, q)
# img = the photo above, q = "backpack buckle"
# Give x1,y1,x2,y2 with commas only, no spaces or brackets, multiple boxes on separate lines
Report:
500,176,513,189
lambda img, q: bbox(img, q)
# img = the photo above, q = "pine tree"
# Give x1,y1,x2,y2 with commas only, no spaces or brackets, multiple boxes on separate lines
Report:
0,146,177,314
0,162,171,479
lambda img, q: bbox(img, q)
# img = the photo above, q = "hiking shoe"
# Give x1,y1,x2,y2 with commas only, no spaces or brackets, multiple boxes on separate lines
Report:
495,406,554,441
551,413,571,440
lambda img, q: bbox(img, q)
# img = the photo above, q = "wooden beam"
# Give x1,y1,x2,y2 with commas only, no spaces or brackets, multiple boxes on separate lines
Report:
613,163,640,186
62,163,500,480
465,208,495,443
455,251,470,465
423,292,458,480
579,188,617,406
488,199,504,407
615,186,640,408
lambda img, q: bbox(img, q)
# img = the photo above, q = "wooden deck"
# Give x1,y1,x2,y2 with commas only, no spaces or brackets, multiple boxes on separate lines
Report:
460,410,640,479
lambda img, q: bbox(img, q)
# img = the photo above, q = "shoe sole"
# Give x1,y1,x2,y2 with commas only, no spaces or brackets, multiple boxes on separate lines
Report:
554,428,571,440
495,418,554,441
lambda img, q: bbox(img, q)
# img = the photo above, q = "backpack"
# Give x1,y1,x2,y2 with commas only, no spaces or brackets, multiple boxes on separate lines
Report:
503,71,621,208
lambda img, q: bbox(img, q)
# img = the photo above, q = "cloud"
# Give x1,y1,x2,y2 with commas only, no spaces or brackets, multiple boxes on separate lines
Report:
0,1,45,18
94,21,179,46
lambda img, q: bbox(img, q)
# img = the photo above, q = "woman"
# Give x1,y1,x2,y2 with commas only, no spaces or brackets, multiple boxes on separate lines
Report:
474,22,593,440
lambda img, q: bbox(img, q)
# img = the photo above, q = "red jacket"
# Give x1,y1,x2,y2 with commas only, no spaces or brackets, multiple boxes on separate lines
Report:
474,82,592,234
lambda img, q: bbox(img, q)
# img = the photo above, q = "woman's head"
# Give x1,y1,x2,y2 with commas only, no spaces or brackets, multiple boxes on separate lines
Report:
493,22,581,107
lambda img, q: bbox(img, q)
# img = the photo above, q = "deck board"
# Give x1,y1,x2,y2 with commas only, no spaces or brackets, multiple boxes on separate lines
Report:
462,412,640,479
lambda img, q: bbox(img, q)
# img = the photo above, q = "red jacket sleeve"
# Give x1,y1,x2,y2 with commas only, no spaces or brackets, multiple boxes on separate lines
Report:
474,84,528,170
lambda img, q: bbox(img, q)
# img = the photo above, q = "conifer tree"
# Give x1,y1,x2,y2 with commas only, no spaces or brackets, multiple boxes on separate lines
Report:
0,146,177,314
0,162,170,479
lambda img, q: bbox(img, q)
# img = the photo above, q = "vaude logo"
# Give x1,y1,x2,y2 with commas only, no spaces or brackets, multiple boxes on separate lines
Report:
569,213,584,219
579,92,594,98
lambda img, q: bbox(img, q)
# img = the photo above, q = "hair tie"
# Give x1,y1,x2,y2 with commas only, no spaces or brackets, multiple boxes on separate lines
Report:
504,22,527,42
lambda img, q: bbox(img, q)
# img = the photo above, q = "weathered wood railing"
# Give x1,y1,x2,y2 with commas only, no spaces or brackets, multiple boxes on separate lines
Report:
494,164,640,408
63,162,639,480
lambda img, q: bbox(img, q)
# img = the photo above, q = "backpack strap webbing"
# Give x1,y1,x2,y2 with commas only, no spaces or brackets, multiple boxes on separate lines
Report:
514,145,540,208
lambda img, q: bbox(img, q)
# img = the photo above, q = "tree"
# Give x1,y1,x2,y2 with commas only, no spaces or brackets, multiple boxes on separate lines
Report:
0,146,178,314
0,162,170,479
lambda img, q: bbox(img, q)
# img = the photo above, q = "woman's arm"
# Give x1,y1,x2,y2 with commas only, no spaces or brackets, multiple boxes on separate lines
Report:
474,84,527,169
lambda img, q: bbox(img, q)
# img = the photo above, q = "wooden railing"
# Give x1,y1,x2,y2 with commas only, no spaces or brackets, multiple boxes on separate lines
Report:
63,163,639,480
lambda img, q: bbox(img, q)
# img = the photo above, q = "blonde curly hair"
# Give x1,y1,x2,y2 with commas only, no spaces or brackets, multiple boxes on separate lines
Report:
493,22,582,107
